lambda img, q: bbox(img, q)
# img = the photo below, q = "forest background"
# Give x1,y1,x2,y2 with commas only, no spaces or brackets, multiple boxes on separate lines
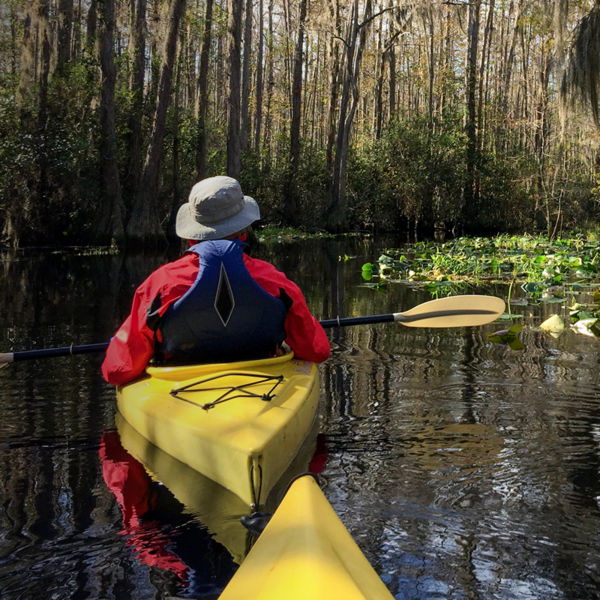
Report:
1,0,600,247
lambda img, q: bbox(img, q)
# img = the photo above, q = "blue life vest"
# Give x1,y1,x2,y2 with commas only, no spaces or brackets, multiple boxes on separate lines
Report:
157,240,288,363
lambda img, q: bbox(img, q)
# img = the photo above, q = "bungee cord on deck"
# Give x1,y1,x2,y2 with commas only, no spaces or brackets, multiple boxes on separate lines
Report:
170,372,285,410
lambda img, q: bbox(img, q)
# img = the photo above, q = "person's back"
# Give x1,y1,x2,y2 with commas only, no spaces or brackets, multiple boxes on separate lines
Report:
102,176,330,385
156,239,287,364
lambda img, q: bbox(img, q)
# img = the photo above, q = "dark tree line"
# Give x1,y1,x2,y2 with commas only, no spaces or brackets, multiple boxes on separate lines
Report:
1,0,600,247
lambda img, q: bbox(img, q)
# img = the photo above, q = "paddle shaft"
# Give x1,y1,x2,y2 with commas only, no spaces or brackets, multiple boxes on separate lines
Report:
2,343,109,363
5,317,386,361
320,308,498,329
1,296,504,363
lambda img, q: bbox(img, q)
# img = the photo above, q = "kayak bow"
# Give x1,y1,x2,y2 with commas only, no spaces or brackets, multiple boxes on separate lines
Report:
219,475,395,600
116,352,319,509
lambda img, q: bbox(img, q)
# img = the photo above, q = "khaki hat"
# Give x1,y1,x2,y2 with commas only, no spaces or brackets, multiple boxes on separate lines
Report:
176,176,260,240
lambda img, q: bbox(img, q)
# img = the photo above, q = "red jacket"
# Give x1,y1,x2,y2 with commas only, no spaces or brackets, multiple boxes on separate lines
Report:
102,252,330,385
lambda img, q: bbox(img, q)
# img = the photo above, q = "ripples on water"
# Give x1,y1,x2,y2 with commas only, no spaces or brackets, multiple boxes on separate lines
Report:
1,240,600,598
322,318,600,600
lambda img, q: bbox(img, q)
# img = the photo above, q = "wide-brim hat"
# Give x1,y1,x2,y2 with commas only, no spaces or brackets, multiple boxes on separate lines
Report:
176,176,260,240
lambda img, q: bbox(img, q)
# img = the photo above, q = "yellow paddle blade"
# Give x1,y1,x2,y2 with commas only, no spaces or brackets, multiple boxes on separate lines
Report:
394,295,505,328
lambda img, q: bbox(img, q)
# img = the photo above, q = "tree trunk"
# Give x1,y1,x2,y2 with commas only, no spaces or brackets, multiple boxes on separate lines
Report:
125,0,147,204
310,34,321,143
240,0,253,152
325,0,341,175
56,0,73,74
462,0,481,230
440,7,451,117
263,0,274,156
86,0,97,52
388,0,397,120
37,0,51,207
127,0,187,244
9,4,18,77
496,0,522,150
253,0,264,154
477,0,494,151
16,2,36,118
375,18,384,139
328,0,372,232
226,0,243,178
195,0,214,178
171,40,183,231
425,8,434,131
286,0,309,223
216,30,226,120
71,0,82,61
96,0,125,242
535,43,550,235
147,0,162,117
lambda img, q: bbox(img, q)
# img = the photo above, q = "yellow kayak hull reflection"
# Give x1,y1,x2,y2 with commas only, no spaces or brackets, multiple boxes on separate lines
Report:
115,411,252,564
115,411,320,565
219,475,395,600
116,353,319,508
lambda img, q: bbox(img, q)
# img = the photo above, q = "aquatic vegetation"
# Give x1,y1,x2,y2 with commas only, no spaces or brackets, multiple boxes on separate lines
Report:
363,234,600,292
362,234,600,341
257,227,335,243
364,234,600,287
539,314,565,336
488,324,524,350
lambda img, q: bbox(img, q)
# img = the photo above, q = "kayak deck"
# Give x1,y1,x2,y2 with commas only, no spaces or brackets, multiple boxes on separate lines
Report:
116,353,319,508
219,475,395,600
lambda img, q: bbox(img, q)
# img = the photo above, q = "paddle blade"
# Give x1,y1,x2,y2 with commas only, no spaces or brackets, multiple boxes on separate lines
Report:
395,295,505,328
0,353,14,367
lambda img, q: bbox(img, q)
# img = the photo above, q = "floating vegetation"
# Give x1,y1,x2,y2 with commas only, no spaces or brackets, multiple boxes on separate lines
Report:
539,314,565,336
0,245,119,262
362,233,600,342
363,234,600,289
488,324,524,350
257,226,335,243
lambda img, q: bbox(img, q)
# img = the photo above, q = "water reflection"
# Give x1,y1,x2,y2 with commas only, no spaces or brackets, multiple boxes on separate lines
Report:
100,425,238,597
321,319,600,599
1,237,600,598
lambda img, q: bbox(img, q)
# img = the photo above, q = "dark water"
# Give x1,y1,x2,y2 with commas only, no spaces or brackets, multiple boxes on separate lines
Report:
1,237,600,599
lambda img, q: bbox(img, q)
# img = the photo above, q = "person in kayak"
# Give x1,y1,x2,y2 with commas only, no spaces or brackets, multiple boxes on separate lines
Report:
102,175,330,385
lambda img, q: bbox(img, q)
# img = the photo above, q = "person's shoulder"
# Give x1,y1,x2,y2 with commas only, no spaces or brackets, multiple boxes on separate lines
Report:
137,252,198,295
244,255,305,297
244,254,285,278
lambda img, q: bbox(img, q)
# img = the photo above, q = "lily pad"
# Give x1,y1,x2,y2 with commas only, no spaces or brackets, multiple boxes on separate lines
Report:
521,281,544,295
361,263,374,281
539,314,564,335
571,318,600,337
361,281,388,292
488,324,524,350
378,254,396,266
540,295,566,303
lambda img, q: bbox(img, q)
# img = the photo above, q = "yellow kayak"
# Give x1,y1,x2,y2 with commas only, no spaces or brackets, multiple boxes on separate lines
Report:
115,411,320,565
115,411,252,564
219,475,395,600
116,352,319,508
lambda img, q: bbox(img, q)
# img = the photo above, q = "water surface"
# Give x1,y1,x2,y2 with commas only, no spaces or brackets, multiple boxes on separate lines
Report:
1,237,599,599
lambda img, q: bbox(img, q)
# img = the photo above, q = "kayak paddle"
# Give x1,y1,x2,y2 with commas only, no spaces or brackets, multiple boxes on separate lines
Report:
320,294,505,329
0,342,110,366
0,294,504,364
